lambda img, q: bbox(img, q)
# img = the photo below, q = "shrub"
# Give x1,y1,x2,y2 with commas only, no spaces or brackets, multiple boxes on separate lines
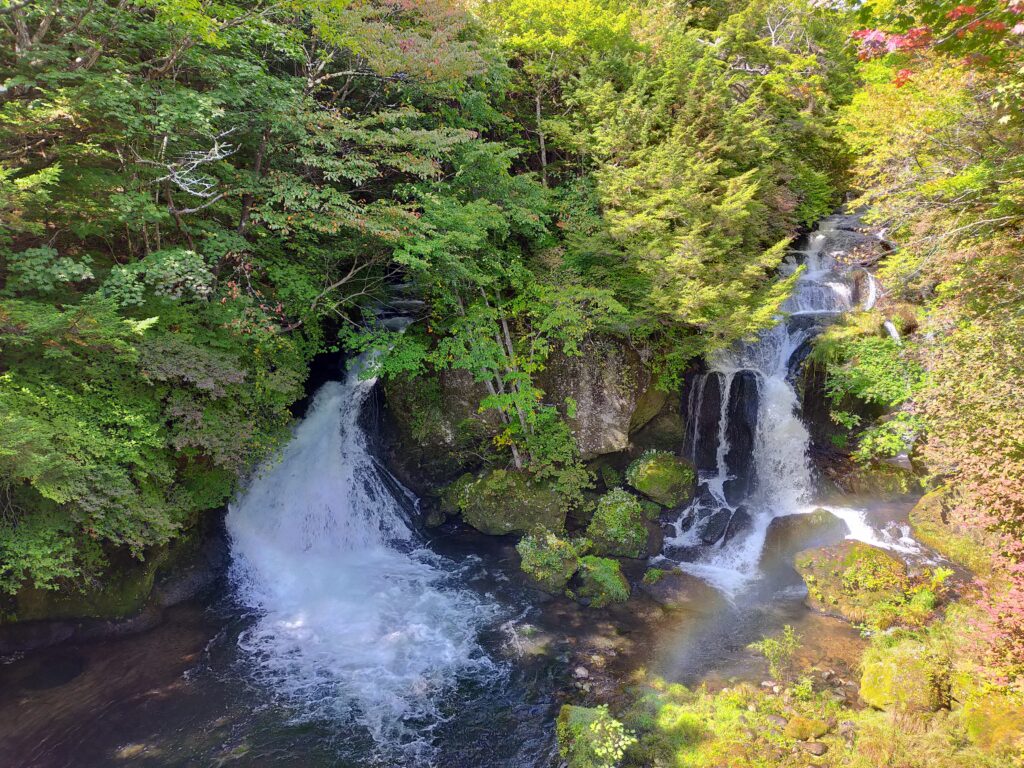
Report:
587,489,647,558
516,530,580,592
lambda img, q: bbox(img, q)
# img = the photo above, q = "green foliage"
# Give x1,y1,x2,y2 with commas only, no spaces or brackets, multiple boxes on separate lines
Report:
748,625,801,681
587,489,648,559
576,555,630,608
516,529,580,592
557,704,637,768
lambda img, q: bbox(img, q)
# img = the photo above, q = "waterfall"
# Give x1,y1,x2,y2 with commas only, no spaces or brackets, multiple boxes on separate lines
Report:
226,360,499,758
666,215,863,593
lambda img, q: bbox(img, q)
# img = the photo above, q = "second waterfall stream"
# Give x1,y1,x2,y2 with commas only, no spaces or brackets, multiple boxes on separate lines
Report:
664,213,916,593
225,359,501,758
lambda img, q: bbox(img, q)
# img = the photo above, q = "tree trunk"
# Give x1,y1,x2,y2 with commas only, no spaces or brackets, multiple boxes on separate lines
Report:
535,89,548,187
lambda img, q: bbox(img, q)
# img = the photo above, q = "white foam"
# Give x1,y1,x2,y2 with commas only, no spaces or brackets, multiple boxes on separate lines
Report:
227,366,500,757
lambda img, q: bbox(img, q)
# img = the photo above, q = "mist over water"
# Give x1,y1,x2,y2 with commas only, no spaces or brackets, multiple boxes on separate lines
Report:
226,365,501,760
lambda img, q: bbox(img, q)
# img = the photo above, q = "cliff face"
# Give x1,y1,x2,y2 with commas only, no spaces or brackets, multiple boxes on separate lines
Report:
383,334,678,492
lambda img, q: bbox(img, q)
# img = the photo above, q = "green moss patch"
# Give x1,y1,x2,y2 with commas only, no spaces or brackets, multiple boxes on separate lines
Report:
860,637,948,713
517,530,580,592
625,450,695,508
587,489,648,558
575,556,630,607
458,469,566,536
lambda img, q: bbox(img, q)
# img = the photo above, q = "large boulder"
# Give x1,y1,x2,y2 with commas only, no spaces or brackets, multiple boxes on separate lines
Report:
516,530,580,592
457,470,566,536
682,371,723,472
626,450,696,508
537,335,657,459
723,371,760,504
760,508,850,570
794,541,908,624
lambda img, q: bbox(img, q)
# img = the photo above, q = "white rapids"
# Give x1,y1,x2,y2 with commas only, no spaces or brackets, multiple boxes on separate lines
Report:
665,214,919,595
226,362,499,757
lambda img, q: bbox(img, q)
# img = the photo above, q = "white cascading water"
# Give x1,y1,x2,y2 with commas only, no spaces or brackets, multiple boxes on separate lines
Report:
665,215,918,594
226,360,499,757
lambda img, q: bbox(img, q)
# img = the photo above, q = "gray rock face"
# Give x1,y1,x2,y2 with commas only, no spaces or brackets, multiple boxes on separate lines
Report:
723,371,760,504
537,335,654,459
683,372,722,472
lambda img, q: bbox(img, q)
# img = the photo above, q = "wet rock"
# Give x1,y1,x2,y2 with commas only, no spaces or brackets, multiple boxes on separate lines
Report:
799,742,828,756
760,509,849,570
701,508,732,545
683,372,722,472
460,470,566,536
645,520,665,557
723,506,753,543
640,570,725,612
723,371,760,503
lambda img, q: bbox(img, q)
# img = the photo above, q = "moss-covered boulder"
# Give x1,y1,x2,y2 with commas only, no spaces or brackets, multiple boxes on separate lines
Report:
860,638,946,713
783,715,830,740
556,704,636,768
517,530,580,592
962,692,1024,754
625,450,696,508
12,552,163,623
575,556,630,608
587,489,648,559
384,370,500,490
909,488,992,575
795,541,908,625
458,470,566,536
760,508,850,570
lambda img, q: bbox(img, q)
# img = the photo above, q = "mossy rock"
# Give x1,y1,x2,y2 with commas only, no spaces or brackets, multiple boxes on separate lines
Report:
625,451,696,508
638,499,662,522
909,489,991,576
14,553,163,623
760,508,849,568
458,469,566,536
575,556,630,608
794,541,908,624
517,530,580,593
962,692,1024,754
439,473,475,516
842,460,919,499
557,704,635,768
783,715,830,740
587,489,648,559
859,638,947,713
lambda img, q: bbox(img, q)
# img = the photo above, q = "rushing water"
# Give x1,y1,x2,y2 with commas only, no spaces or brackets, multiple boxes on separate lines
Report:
664,215,921,594
227,361,504,760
